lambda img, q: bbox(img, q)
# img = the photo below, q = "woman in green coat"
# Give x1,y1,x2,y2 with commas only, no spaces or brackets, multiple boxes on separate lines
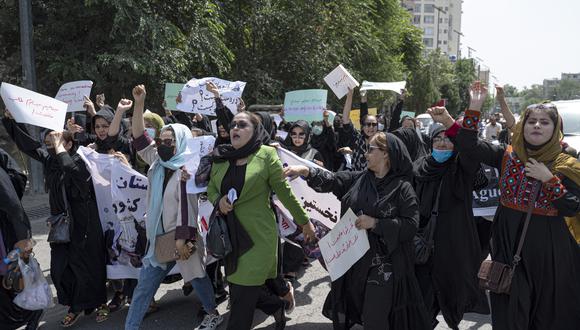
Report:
208,111,316,330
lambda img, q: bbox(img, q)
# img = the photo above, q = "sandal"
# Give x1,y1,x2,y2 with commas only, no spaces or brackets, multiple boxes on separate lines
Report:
107,291,127,313
283,281,295,314
95,305,109,323
61,312,81,328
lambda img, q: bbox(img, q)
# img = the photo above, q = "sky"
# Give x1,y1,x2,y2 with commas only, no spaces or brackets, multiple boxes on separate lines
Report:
461,0,580,90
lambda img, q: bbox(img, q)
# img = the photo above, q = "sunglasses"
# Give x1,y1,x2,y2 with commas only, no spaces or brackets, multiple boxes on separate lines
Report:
363,122,378,128
155,138,175,147
230,120,250,129
367,145,385,152
290,132,306,138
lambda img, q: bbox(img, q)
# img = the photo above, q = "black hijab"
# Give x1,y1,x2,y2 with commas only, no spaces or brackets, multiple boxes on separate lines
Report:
412,123,456,182
213,115,270,163
392,127,427,162
284,120,312,155
255,112,275,144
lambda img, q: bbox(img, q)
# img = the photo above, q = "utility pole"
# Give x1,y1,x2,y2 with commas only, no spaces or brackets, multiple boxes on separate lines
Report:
19,0,43,194
433,6,447,51
467,46,476,58
453,29,464,59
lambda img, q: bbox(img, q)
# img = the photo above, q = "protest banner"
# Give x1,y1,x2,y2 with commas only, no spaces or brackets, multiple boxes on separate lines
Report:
54,80,93,112
196,199,218,265
184,135,216,194
283,89,327,124
323,64,359,99
1,82,68,131
276,148,340,229
319,208,370,281
472,164,501,217
401,110,416,119
176,77,246,115
360,80,407,94
164,83,186,111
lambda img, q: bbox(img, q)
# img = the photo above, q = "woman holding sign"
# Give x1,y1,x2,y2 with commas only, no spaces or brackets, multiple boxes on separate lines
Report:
284,132,430,330
428,83,580,330
207,110,316,330
125,85,221,330
2,112,108,327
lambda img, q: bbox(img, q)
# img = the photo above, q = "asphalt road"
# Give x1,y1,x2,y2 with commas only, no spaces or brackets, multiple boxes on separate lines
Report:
22,195,492,330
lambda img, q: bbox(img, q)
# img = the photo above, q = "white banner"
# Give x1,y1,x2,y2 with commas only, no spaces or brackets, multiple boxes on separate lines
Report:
1,82,68,131
472,164,501,217
197,199,218,265
177,77,246,115
276,148,340,229
323,64,359,99
54,80,93,112
184,135,216,194
319,208,370,281
360,80,407,93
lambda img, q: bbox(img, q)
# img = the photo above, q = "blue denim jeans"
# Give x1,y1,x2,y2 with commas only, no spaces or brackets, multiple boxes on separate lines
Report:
125,262,216,330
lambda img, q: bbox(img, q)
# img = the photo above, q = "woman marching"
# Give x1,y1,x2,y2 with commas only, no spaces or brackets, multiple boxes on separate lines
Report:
284,132,430,330
125,85,221,330
3,112,108,327
207,111,316,330
428,82,580,329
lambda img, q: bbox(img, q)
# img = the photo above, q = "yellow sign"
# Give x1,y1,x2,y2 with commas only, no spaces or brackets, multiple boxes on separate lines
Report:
349,108,377,130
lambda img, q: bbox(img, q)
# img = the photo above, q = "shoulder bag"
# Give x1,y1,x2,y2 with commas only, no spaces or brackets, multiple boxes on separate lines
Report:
47,186,72,244
478,180,541,294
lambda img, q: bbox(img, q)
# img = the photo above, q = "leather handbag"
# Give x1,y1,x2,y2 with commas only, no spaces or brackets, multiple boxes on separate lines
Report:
206,205,232,259
47,186,72,244
478,181,541,294
154,230,180,263
414,180,444,265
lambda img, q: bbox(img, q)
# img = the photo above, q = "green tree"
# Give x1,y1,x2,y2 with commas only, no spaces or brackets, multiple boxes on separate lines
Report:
554,79,580,100
502,84,519,97
454,58,477,113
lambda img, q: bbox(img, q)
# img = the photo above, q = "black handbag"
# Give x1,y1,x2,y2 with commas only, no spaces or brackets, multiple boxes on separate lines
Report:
414,180,444,265
47,186,72,244
206,204,232,259
478,180,541,294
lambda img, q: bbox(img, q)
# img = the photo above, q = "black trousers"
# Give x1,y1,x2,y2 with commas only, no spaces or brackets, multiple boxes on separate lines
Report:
226,283,285,330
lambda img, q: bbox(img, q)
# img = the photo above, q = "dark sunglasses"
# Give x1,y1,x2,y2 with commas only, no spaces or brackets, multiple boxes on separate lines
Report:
155,138,175,147
290,132,306,138
363,122,378,128
230,120,250,129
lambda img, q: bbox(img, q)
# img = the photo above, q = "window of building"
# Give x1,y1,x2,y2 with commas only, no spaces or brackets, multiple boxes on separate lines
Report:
424,15,434,24
413,15,421,24
443,40,447,45
414,4,421,12
445,7,448,11
424,4,435,13
424,27,434,36
424,38,434,47
439,18,443,23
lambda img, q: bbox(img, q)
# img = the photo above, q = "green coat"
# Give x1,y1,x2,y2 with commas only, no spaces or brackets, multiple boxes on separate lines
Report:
208,145,309,286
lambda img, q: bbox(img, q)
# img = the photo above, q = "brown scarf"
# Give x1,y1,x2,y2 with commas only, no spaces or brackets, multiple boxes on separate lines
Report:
512,109,580,186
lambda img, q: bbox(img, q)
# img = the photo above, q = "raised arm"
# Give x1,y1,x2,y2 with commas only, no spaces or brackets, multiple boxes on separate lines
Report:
342,88,354,125
283,164,361,200
49,131,91,183
207,82,233,130
132,85,146,139
2,111,47,163
108,99,133,137
495,85,515,129
359,90,368,127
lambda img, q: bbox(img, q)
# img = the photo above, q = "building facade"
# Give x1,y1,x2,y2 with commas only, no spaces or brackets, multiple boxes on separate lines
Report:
401,0,463,59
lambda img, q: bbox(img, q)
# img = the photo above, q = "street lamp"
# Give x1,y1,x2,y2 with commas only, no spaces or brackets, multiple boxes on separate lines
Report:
433,5,447,50
453,29,464,59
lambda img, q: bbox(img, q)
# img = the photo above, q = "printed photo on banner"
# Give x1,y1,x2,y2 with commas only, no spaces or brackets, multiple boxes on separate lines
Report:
164,83,186,111
360,80,406,94
184,135,216,194
283,89,328,124
176,77,246,115
319,208,370,281
323,64,359,99
1,82,68,131
54,80,93,112
277,147,340,229
196,198,218,266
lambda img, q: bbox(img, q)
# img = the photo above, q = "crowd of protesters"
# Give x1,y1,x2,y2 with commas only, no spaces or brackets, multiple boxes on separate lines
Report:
1,79,579,330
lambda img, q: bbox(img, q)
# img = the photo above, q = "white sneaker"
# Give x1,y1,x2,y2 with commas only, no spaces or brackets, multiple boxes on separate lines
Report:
196,313,224,330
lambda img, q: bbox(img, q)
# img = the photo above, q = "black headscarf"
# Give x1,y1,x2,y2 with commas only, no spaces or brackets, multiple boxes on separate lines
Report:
91,106,117,153
284,120,312,155
213,117,270,163
400,115,416,128
392,127,427,162
255,112,275,144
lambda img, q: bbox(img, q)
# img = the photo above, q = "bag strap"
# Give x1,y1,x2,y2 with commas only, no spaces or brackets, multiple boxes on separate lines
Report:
61,184,71,215
425,179,445,241
512,180,541,268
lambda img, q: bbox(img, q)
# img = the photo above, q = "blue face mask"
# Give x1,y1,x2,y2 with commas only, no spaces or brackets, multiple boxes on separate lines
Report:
432,148,454,163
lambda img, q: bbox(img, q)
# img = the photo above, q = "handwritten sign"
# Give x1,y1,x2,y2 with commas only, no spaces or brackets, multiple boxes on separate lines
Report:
176,77,246,115
323,64,359,99
164,83,186,111
283,89,327,123
184,135,216,194
1,82,68,131
319,208,370,281
55,80,93,112
360,80,406,94
277,147,340,229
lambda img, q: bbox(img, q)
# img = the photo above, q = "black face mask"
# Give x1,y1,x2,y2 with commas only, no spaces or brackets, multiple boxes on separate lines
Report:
157,144,175,162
